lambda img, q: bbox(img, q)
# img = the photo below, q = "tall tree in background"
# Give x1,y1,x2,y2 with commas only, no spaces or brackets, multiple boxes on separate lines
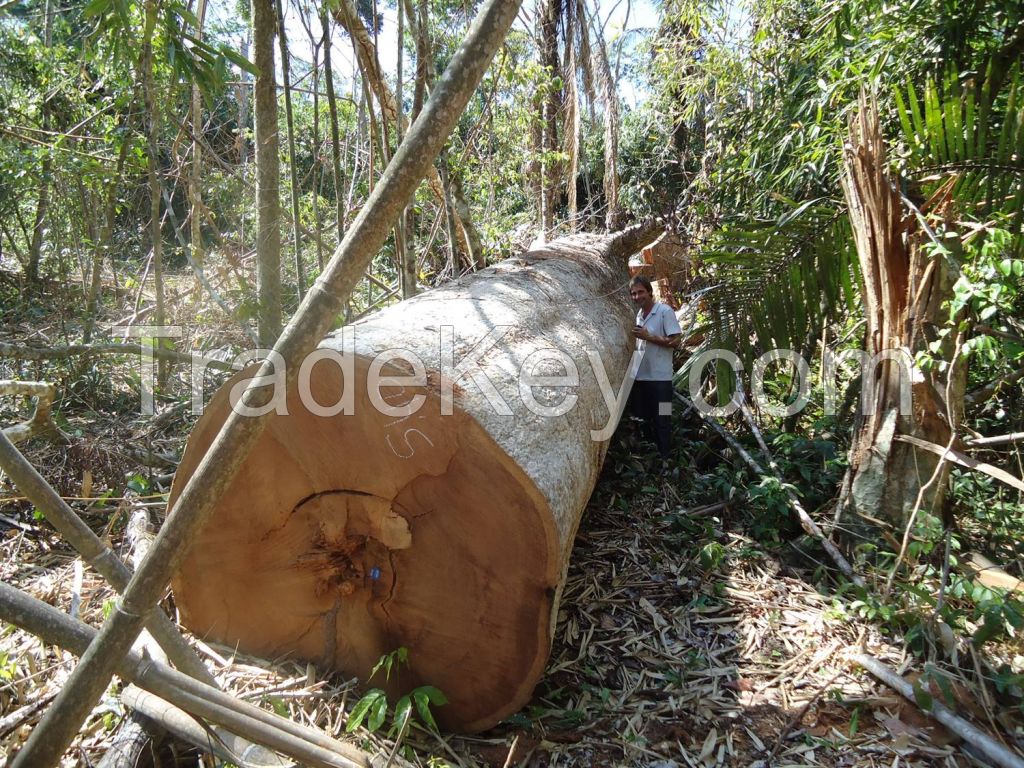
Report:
589,8,620,230
189,0,209,281
275,0,306,299
25,0,54,286
253,0,283,345
537,0,562,236
140,0,166,383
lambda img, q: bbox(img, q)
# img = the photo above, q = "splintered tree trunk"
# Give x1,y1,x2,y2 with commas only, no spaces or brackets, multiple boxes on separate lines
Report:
170,227,658,733
840,95,964,529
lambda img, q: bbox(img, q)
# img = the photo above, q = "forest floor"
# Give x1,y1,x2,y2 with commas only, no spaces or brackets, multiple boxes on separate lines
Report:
1,431,1016,767
1,273,1022,767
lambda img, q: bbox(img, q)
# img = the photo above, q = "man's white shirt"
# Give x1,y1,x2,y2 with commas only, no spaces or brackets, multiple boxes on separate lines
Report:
635,302,681,381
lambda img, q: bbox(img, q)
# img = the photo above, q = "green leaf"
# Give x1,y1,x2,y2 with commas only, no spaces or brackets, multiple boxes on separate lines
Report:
933,671,955,707
392,695,412,735
171,2,199,27
413,688,440,732
83,0,113,18
266,696,288,717
418,685,447,706
346,689,384,732
221,46,260,76
912,679,933,711
368,691,388,732
973,610,1005,647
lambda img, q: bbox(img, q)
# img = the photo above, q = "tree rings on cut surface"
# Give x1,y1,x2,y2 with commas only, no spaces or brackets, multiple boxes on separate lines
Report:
171,236,641,732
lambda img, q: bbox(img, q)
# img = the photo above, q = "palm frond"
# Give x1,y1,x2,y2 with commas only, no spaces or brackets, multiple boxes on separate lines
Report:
682,202,858,396
895,65,1024,233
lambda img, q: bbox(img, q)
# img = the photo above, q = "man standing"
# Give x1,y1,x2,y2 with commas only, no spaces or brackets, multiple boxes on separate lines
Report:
628,275,681,469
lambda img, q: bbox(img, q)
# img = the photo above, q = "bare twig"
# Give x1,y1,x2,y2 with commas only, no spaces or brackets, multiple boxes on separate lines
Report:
852,653,1024,768
0,380,67,444
894,434,1024,493
965,431,1024,448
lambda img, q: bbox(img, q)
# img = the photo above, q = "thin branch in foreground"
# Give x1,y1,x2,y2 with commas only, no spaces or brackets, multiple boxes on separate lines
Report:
0,380,66,444
894,434,1024,493
852,653,1024,768
965,430,1024,447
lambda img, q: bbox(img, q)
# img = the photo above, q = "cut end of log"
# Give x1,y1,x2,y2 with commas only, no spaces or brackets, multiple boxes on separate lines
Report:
171,357,560,732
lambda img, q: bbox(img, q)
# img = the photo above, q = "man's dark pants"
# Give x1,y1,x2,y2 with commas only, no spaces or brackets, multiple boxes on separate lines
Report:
628,380,674,460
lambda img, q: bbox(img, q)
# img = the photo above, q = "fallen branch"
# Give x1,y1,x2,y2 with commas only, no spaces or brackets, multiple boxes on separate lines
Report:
965,365,1024,406
852,653,1024,768
0,694,56,741
95,714,163,768
120,686,288,768
0,582,371,768
0,432,215,685
0,380,67,444
965,431,1024,448
0,341,241,372
894,434,1024,493
678,390,865,588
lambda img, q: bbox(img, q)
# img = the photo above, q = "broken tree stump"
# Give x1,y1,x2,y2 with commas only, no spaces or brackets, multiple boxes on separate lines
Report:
170,227,659,732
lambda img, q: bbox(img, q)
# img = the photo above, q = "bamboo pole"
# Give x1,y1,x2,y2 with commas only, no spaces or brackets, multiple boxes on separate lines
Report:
119,686,288,767
853,653,1024,768
10,2,525,763
0,431,215,686
0,582,369,768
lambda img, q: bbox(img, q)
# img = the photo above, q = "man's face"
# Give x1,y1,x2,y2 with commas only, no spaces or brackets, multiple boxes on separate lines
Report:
630,284,653,311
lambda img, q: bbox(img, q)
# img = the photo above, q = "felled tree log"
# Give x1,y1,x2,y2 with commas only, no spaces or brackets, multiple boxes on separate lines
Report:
170,226,658,732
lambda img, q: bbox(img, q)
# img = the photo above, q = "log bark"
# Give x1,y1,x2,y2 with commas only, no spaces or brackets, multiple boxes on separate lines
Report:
170,226,659,733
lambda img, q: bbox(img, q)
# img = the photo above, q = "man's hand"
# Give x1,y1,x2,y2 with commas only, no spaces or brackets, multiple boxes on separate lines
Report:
632,326,651,342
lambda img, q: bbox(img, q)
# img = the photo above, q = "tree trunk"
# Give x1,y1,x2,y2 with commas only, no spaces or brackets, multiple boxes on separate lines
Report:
27,157,51,285
188,0,208,285
235,29,251,162
839,95,964,529
437,152,465,273
254,0,283,346
538,0,562,236
394,0,415,298
590,13,621,231
449,172,483,269
141,0,166,385
320,8,346,240
311,35,324,273
25,0,55,286
169,226,660,733
84,127,131,343
564,0,580,231
275,0,307,300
